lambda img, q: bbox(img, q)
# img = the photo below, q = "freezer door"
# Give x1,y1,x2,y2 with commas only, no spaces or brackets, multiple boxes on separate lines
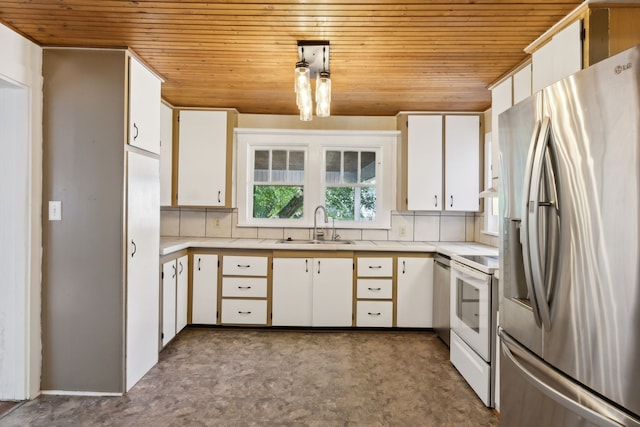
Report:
538,46,640,417
500,332,640,427
498,91,544,356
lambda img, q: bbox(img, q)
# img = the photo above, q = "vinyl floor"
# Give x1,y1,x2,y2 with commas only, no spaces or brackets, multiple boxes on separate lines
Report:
0,328,499,426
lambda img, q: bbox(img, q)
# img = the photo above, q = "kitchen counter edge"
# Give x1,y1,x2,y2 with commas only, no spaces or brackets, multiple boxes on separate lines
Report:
160,237,498,257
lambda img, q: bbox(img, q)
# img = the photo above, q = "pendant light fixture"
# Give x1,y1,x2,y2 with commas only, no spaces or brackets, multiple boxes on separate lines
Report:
295,41,330,120
315,47,331,118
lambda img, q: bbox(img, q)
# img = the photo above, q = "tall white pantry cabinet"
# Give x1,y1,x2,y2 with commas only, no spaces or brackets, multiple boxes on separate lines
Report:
42,48,162,394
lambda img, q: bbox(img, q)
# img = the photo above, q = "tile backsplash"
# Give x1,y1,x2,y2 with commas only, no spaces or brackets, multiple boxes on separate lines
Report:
161,207,498,247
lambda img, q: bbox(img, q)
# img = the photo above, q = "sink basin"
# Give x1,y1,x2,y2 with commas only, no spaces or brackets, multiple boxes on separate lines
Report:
277,239,354,245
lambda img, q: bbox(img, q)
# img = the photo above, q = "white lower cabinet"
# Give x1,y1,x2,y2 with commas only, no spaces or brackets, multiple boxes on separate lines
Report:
355,256,393,327
161,254,188,347
312,258,353,327
161,260,177,347
220,254,269,325
192,254,219,324
221,299,268,325
272,257,353,327
397,256,434,327
357,301,393,327
272,258,313,326
175,255,189,333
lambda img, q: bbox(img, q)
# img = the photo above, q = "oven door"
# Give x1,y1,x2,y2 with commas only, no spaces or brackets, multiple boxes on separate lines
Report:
450,260,492,361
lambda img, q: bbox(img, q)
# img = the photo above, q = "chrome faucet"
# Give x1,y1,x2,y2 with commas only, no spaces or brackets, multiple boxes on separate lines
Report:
313,205,328,241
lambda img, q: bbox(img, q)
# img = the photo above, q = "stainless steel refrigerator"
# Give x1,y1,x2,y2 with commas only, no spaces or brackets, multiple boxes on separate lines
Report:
498,45,640,426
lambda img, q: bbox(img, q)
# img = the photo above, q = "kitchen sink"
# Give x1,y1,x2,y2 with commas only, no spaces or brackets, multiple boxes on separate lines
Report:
277,238,354,245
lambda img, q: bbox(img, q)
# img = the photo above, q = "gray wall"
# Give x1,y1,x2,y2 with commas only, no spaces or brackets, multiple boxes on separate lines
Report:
42,49,127,392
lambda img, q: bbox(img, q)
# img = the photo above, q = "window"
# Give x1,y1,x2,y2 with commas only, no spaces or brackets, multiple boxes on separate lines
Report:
236,129,397,229
252,149,305,220
483,132,499,235
324,150,377,222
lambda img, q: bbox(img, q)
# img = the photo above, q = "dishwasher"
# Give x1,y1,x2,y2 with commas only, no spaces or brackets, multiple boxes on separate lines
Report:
433,254,451,347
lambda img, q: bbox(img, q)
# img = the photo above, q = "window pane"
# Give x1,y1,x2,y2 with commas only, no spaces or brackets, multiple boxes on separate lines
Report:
289,150,305,183
325,187,355,220
271,150,287,182
361,151,376,183
253,186,303,219
344,151,358,183
254,150,269,182
325,151,341,184
359,187,377,221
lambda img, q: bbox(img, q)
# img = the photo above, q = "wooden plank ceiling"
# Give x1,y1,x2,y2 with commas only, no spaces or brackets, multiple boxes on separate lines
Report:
1,0,581,116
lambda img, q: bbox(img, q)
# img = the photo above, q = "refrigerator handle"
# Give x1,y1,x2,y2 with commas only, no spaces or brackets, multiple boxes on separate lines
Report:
500,331,621,427
528,116,553,331
521,119,543,328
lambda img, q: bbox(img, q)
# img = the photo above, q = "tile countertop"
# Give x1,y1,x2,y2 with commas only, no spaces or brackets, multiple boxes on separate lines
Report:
160,237,498,258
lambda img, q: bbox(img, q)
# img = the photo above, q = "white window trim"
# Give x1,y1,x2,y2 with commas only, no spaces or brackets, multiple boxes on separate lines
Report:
482,131,499,235
235,128,398,229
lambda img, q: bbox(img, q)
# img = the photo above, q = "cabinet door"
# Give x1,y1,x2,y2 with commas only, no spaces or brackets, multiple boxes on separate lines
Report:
159,102,173,206
126,151,160,391
397,257,434,327
312,258,353,327
175,255,189,333
129,57,161,154
161,260,177,347
532,20,582,93
407,115,443,210
192,253,218,324
444,115,480,212
177,110,228,206
272,258,313,326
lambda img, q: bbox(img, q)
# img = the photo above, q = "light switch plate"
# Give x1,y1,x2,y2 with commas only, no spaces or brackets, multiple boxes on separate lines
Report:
49,201,62,221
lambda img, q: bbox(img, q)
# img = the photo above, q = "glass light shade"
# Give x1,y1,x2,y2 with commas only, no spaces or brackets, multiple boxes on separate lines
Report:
316,72,331,117
298,83,313,121
296,84,312,109
299,102,313,121
294,62,310,93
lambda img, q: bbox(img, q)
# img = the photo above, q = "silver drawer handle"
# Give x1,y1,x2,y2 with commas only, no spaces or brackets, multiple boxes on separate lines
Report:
238,311,252,315
368,287,381,291
237,264,251,268
368,312,382,316
368,265,382,269
238,286,252,290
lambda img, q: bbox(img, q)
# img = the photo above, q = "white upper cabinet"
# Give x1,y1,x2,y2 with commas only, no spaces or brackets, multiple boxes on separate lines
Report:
128,57,161,154
531,20,582,93
513,64,532,105
444,115,480,211
177,110,229,206
407,115,443,211
159,102,173,206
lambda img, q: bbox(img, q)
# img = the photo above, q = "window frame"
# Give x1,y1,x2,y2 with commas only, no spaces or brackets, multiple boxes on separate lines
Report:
236,128,397,229
482,131,499,235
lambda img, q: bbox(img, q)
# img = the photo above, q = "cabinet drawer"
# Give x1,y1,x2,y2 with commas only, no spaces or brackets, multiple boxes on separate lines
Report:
222,256,268,276
222,277,267,298
221,299,267,325
357,279,393,299
357,257,393,277
356,301,393,327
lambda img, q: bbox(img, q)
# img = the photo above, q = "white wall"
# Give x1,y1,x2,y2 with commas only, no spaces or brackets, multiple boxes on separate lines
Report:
0,23,43,400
